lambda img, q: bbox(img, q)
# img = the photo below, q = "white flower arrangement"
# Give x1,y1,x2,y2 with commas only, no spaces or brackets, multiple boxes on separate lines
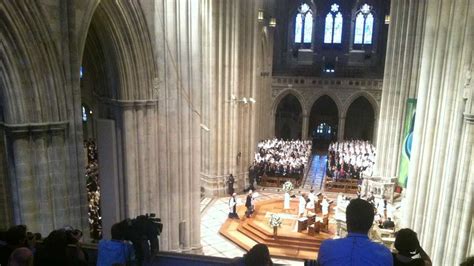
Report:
269,214,283,227
282,181,294,193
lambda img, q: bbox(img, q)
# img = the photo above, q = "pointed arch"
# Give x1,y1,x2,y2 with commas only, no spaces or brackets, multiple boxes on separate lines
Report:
308,95,340,148
342,91,379,118
79,1,157,100
344,96,375,141
272,89,307,116
275,94,303,140
1,1,67,123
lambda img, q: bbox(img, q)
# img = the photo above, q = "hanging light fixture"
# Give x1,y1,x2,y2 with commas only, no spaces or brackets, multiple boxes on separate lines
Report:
258,10,264,22
269,18,277,27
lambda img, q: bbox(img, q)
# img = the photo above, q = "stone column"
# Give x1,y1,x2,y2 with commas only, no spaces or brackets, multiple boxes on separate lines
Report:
1,122,81,234
302,114,309,140
401,0,473,264
337,116,345,141
374,0,426,176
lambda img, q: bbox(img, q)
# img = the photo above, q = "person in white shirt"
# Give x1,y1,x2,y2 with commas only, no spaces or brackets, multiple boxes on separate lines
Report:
298,193,307,217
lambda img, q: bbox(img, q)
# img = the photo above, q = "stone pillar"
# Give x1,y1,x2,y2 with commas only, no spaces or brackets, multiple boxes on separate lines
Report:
401,0,473,264
200,0,271,197
302,114,309,140
374,0,426,176
154,0,202,253
337,116,345,141
1,122,84,234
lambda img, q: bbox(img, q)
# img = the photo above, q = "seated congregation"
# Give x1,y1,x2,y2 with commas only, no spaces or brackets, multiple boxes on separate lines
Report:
327,140,376,179
251,139,311,179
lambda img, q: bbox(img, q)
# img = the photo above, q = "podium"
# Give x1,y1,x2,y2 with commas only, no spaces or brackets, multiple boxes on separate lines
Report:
297,218,308,232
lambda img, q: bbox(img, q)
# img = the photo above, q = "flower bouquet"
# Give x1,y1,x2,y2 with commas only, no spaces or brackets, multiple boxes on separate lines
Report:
282,181,294,193
269,214,283,227
269,214,282,237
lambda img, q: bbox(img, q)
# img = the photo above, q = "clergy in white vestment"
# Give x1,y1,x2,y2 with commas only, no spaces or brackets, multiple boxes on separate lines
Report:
298,193,307,217
284,192,291,210
321,197,330,216
306,189,316,210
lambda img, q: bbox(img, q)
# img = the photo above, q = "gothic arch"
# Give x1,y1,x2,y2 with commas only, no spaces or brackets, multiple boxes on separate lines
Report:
0,1,67,124
79,0,156,100
308,95,339,148
342,91,379,118
274,94,303,140
272,89,307,116
307,91,343,115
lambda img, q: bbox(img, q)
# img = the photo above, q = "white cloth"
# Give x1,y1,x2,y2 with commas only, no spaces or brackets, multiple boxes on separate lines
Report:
307,192,315,209
284,192,290,209
228,197,236,213
298,195,306,215
321,199,329,216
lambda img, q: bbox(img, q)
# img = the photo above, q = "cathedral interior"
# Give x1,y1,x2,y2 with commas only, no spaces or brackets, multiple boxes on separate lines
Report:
0,0,473,265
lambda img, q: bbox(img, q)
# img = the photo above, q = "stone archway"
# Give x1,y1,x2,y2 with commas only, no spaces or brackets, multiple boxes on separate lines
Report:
309,95,339,151
79,0,158,240
275,94,303,140
344,96,375,141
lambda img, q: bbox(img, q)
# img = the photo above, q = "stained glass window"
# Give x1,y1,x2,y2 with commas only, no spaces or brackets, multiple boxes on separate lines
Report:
324,4,343,44
295,14,303,43
324,13,333,43
354,4,374,45
303,12,313,43
294,3,313,46
333,12,343,43
364,13,374,44
354,13,364,44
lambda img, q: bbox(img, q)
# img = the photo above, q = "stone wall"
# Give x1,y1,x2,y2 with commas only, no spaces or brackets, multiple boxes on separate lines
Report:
271,76,382,141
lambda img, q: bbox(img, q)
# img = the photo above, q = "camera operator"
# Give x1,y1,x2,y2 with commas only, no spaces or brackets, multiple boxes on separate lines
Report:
34,227,87,266
97,222,135,266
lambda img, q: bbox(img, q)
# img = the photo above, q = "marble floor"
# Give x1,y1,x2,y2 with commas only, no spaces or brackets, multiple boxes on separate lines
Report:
200,192,306,266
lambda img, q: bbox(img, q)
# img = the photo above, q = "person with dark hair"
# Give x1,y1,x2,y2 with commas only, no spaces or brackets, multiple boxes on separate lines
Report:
245,190,255,218
35,228,87,266
97,223,135,266
228,193,239,219
227,174,235,195
8,247,33,266
383,217,395,230
393,228,431,266
0,225,28,266
460,256,474,266
317,198,392,266
243,243,273,266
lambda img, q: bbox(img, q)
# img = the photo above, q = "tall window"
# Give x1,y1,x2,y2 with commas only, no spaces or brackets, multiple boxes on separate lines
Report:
354,4,374,45
294,3,313,47
324,4,343,44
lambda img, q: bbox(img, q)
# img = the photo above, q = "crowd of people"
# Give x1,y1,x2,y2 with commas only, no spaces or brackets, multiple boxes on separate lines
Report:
327,140,376,179
0,225,87,266
251,139,312,179
84,139,102,240
0,223,137,266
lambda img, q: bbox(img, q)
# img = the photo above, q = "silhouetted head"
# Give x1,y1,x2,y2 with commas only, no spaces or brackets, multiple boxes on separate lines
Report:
111,223,125,241
8,247,33,266
6,225,27,246
244,243,273,266
346,199,374,234
394,228,420,257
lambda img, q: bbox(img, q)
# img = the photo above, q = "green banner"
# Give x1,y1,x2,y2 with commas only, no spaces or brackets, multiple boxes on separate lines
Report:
398,99,417,187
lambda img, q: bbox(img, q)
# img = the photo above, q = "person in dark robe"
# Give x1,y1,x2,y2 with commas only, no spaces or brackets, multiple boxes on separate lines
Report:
228,193,239,219
227,174,235,195
245,190,254,218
